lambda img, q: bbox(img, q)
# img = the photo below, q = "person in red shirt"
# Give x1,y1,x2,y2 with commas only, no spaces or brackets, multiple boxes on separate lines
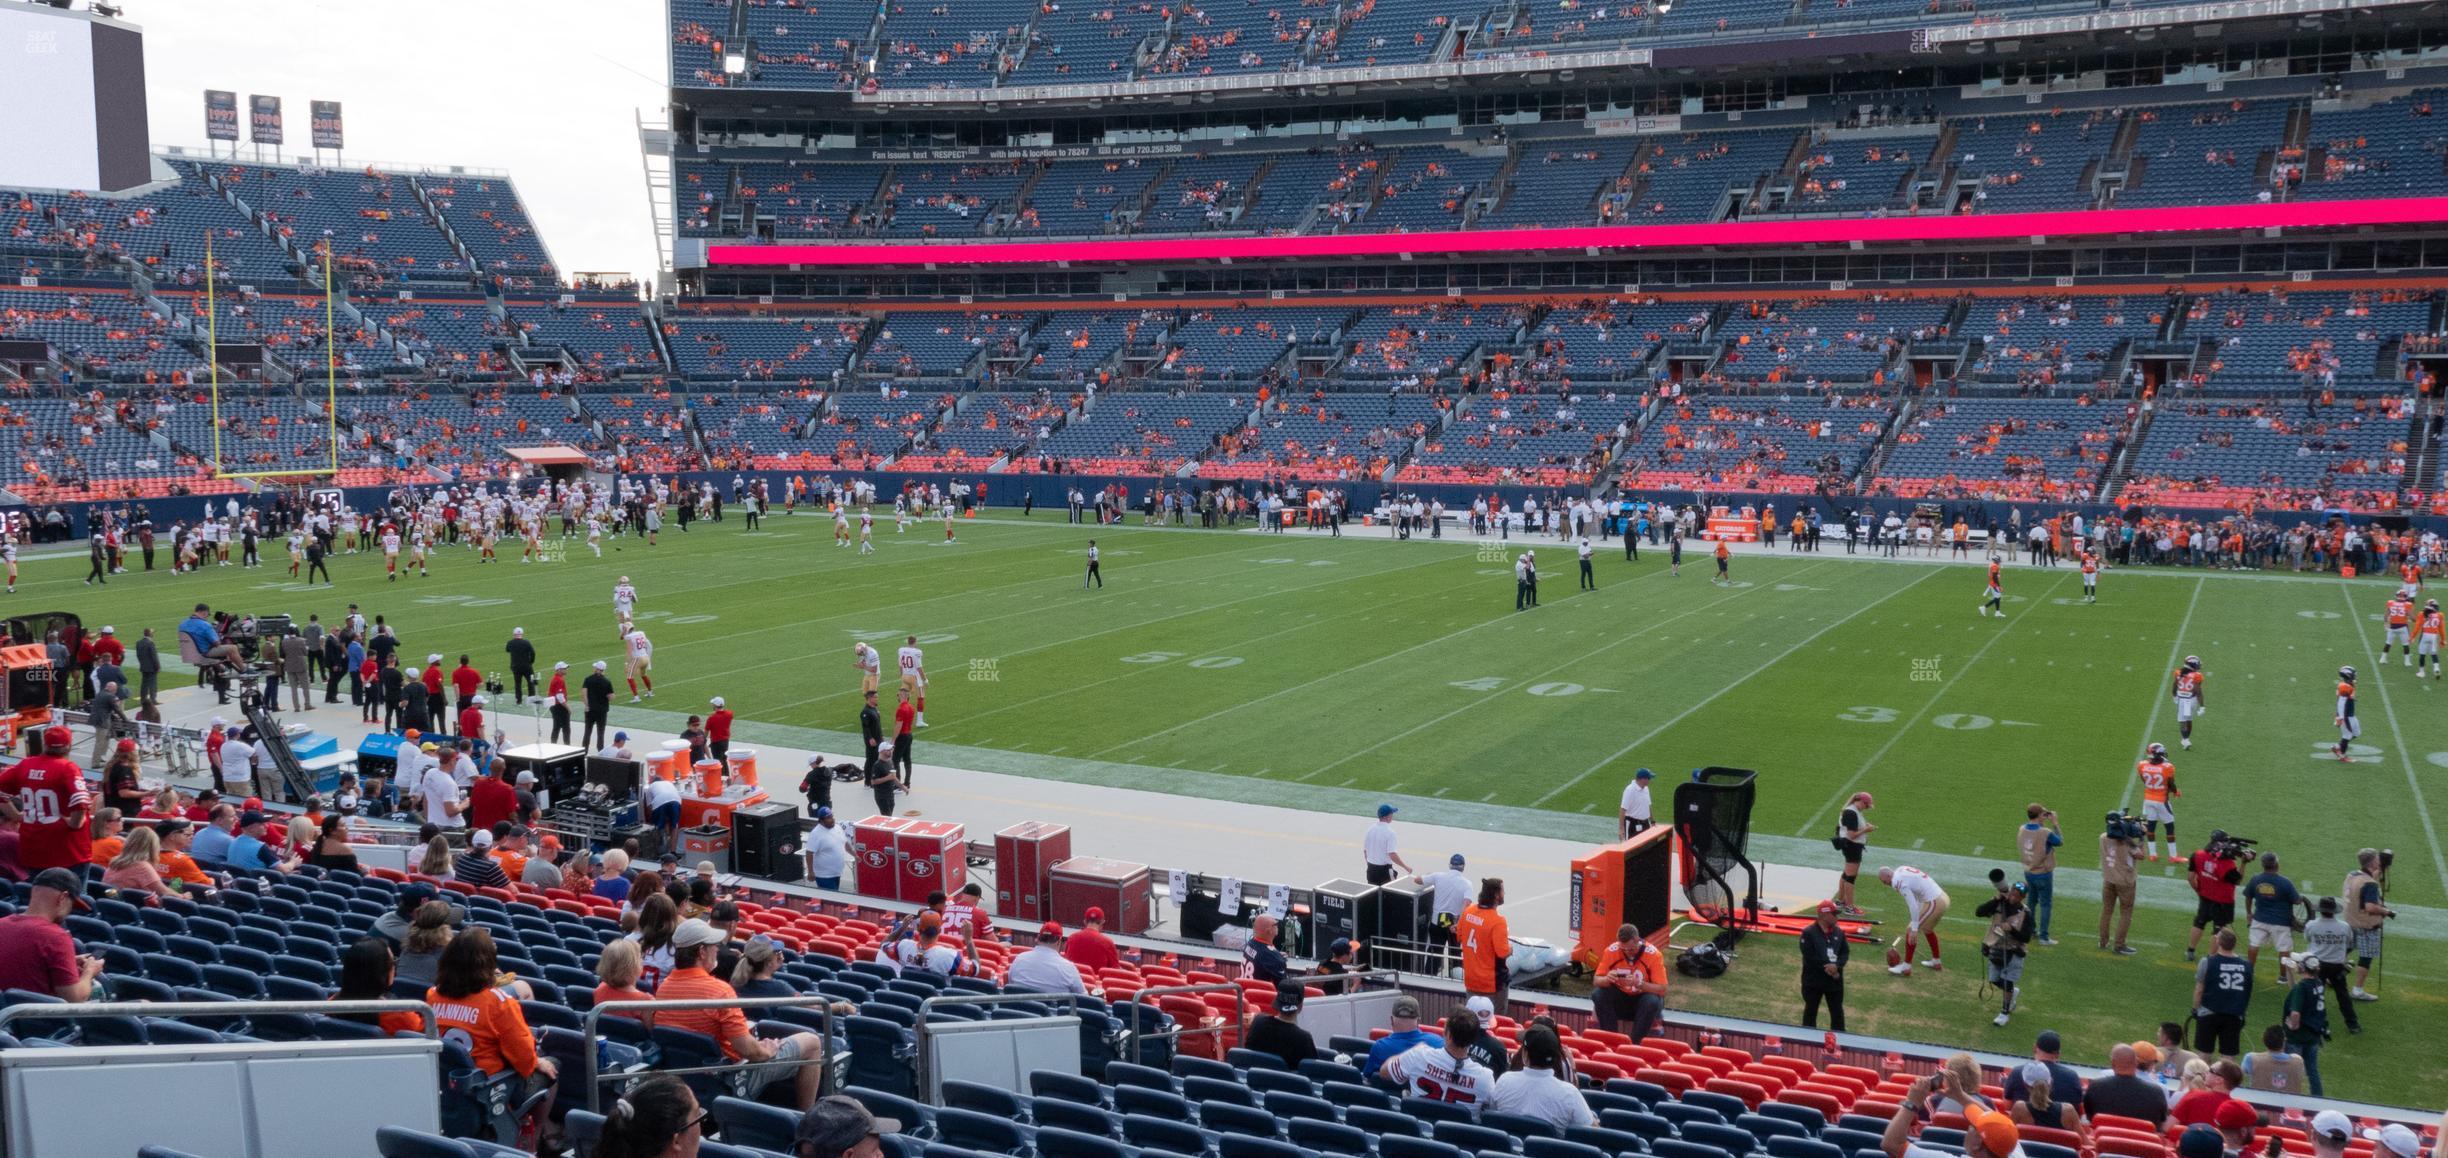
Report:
450,656,483,715
0,868,100,1000
88,626,124,667
0,728,93,872
1063,906,1122,973
467,760,519,832
421,657,446,702
892,689,918,790
707,697,734,770
459,695,487,747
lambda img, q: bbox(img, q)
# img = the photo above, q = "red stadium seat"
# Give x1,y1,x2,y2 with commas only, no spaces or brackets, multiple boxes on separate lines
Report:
1756,1056,1817,1082
2017,1125,2085,1151
1775,1091,1843,1123
1638,1068,1693,1097
1575,1059,1624,1084
1706,1078,1769,1110
1827,1064,1886,1087
2096,1115,2163,1137
2096,1134,2170,1158
1580,1029,1634,1050
1700,1045,1756,1069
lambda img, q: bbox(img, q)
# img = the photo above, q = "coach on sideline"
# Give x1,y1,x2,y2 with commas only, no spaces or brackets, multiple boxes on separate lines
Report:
1363,804,1413,885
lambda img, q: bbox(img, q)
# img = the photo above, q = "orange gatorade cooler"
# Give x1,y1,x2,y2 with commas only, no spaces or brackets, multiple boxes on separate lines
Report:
654,739,690,780
695,759,726,797
729,747,759,788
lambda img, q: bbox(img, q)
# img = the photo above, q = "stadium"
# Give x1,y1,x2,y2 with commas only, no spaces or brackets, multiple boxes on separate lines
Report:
0,0,2445,1152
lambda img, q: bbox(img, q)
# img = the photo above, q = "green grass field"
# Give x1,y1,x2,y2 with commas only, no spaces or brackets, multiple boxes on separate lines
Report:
52,507,2448,1105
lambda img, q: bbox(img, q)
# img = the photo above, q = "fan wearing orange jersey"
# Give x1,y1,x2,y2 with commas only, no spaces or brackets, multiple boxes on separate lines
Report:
2079,551,2100,604
2417,600,2445,679
2385,591,2416,666
1978,556,2005,618
2171,655,2206,750
1455,879,1512,1004
2134,743,2180,862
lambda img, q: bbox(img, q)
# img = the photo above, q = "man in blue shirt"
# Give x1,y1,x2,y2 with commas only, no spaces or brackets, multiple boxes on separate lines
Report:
1362,994,1446,1082
190,804,239,867
2243,851,2310,981
223,811,293,873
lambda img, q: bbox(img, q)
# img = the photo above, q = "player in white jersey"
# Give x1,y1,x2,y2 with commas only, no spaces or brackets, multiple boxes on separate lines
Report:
625,628,655,701
521,518,543,563
3,541,17,592
586,515,604,557
407,529,430,577
286,532,305,577
895,493,910,534
1877,865,1951,975
834,505,851,548
381,529,403,581
898,637,929,727
854,642,882,696
859,508,875,555
942,501,957,543
613,578,637,631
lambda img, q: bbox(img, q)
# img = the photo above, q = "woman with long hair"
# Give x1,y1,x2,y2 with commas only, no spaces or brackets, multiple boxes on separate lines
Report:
593,1074,703,1158
309,814,360,874
628,893,680,992
427,928,557,1146
417,835,452,877
101,825,172,901
731,934,791,998
2008,1063,2087,1143
396,901,456,988
334,937,424,1035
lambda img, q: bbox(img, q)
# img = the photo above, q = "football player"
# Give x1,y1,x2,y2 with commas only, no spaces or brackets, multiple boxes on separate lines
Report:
2135,743,2180,862
2334,666,2360,762
2419,600,2445,679
2385,588,2416,667
2171,655,2206,750
1977,555,2005,618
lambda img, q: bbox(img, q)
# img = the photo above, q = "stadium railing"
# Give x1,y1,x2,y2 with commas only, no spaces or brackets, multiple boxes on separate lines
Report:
913,989,1099,1103
581,994,838,1113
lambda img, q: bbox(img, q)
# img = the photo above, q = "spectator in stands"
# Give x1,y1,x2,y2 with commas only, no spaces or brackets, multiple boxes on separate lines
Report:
1063,907,1120,973
2174,1126,2227,1158
416,835,453,878
730,934,795,999
1459,998,1510,1076
2007,1061,2085,1142
1241,913,1287,985
1457,879,1511,1005
612,892,677,992
307,815,359,874
374,883,451,946
335,937,425,1037
2000,1030,2082,1106
0,868,101,1001
1312,937,1362,992
1364,994,1443,1076
2081,1043,2169,1126
595,1074,706,1158
468,761,519,832
803,809,847,891
428,927,558,1133
1489,1025,1593,1131
594,849,634,904
396,901,458,989
523,834,565,890
1931,1055,1990,1115
1006,921,1089,996
795,1093,899,1158
887,913,971,977
88,808,124,866
155,820,213,892
2307,1113,2356,1158
593,939,657,1028
1244,982,1318,1069
1884,1069,2020,1158
1591,923,1667,1040
226,810,299,873
1379,1013,1494,1109
2214,1101,2261,1152
2153,1023,2202,1080
454,830,510,889
2170,1059,2245,1126
654,918,825,1111
100,825,170,902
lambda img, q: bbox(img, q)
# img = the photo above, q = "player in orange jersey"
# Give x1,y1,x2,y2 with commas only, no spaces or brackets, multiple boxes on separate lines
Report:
2135,743,2180,861
1712,539,1730,585
2171,655,2205,750
2334,666,2360,762
2385,589,2416,667
1978,556,2005,618
2418,600,2445,680
2079,550,2100,604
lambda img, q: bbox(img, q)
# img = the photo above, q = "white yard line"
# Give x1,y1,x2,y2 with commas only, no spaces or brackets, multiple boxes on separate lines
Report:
1532,564,1943,808
1794,569,2077,836
2117,576,2206,813
2337,583,2448,897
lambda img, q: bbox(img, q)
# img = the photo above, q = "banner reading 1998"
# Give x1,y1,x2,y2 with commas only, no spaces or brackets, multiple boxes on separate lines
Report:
249,94,283,146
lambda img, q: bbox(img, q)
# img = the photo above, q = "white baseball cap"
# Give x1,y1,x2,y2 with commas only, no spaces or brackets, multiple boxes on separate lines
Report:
512,627,524,637
2309,1113,2353,1143
1463,996,1495,1021
592,661,607,670
470,830,493,849
553,661,568,670
428,653,443,663
470,695,485,705
710,696,725,707
2363,1125,2422,1158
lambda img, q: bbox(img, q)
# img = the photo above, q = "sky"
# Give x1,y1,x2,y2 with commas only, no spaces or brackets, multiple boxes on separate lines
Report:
133,0,670,287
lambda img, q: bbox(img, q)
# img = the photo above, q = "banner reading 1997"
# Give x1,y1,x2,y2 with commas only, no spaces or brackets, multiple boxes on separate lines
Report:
249,94,283,145
203,90,238,141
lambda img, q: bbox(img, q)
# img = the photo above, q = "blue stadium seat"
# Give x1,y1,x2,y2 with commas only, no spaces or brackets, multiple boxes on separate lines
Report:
1678,1122,1760,1156
844,1016,919,1098
1485,1112,1565,1141
1260,1091,1337,1125
1037,1125,1135,1158
1218,1136,1312,1158
1584,1092,1648,1118
1599,1111,1677,1143
1227,1047,1289,1071
1245,1069,1317,1098
376,1125,484,1157
1032,1070,1109,1107
1524,1140,1610,1158
1029,1098,1120,1139
1299,1059,1366,1087
1434,1121,1520,1154
1566,1127,1651,1155
1650,1142,1737,1158
843,1086,936,1141
1173,1055,1239,1084
218,945,276,976
1184,1077,1256,1109
1321,1082,1394,1112
108,975,176,1004
1380,1137,1468,1158
1347,1106,1427,1138
1817,1129,1882,1153
1196,1101,1280,1140
200,964,267,1000
234,926,287,956
948,1080,1032,1121
1107,1062,1177,1093
113,926,167,955
1739,1114,1812,1148
1606,1081,1672,1106
1651,1103,1727,1130
934,1108,1034,1155
1765,1139,1846,1158
1124,1113,1215,1155
141,1018,223,1045
1405,1097,1480,1127
1290,1118,1375,1156
713,1096,801,1151
1682,1093,1750,1123
1115,1084,1192,1121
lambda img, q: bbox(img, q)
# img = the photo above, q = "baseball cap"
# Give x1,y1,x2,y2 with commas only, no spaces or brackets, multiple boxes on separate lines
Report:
553,661,568,670
2309,1113,2353,1143
1376,804,1398,818
613,732,629,743
470,694,485,705
40,726,70,750
2213,1101,2259,1132
538,834,561,855
672,918,725,948
243,797,263,812
428,653,443,663
816,806,833,820
2176,1125,2226,1158
515,769,538,785
710,696,725,707
1635,768,1655,780
592,661,607,670
1449,854,1466,867
155,818,191,838
1391,994,1422,1020
2130,1041,2162,1067
1463,996,1495,1021
2033,1030,2062,1054
1964,1104,2020,1158
797,1095,900,1155
419,742,439,753
1816,900,1839,915
2365,1126,2423,1158
1084,907,1104,922
512,628,524,637
1328,937,1356,958
916,913,944,937
238,810,267,829
396,882,438,915
30,867,91,910
1038,921,1063,939
470,830,493,849
1273,985,1305,1014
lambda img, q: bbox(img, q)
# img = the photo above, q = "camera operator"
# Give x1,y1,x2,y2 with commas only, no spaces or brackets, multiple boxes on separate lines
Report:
2190,927,2252,1058
2342,848,2395,1002
2100,809,2145,955
2016,803,2064,945
2184,830,2245,963
1975,870,2033,1027
2301,897,2361,1036
2242,851,2312,983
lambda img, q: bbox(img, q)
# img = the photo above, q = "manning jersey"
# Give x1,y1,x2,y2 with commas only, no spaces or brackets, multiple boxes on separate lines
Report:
2135,758,2176,803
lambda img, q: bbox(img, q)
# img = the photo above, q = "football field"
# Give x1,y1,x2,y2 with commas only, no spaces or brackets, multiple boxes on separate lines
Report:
54,507,2448,1103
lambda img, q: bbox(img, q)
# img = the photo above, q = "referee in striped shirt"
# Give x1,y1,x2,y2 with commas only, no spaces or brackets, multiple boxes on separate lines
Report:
1364,804,1413,885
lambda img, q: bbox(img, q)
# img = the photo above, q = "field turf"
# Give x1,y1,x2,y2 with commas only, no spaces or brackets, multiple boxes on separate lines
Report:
51,507,2448,1105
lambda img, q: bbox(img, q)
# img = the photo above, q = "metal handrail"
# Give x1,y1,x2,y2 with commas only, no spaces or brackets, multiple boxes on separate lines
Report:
1126,982,1248,1065
581,995,837,1112
913,989,1094,1103
0,998,436,1036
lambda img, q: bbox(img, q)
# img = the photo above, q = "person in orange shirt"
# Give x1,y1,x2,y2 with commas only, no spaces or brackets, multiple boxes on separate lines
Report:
2134,743,2181,862
2385,589,2417,668
1713,540,1731,586
426,929,558,1126
2417,599,2445,680
1455,879,1511,1005
652,918,826,1110
155,820,217,890
2079,551,2100,604
1590,923,1668,1041
1980,555,2005,618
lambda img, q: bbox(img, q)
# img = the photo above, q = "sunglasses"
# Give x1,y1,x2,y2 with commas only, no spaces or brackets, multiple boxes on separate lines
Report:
683,1107,715,1135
